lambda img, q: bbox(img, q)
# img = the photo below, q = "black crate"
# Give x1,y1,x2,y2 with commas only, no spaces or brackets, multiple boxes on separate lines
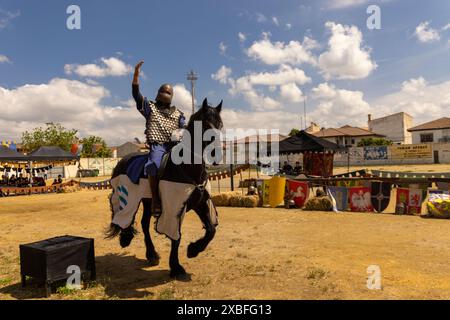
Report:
20,235,96,297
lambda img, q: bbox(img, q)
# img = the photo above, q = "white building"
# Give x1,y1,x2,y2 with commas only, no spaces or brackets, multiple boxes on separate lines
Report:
368,112,413,144
408,117,450,144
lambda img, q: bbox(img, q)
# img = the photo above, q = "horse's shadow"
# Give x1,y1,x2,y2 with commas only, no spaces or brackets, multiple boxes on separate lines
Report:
95,253,173,298
0,253,173,299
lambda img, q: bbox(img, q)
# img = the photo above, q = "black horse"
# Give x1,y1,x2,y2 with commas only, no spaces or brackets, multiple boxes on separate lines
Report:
106,98,223,280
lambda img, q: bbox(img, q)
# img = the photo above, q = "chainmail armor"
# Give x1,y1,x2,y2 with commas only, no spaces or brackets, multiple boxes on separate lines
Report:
145,101,183,145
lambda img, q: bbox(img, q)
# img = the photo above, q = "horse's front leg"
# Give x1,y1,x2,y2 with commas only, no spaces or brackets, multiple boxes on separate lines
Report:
169,239,190,280
187,200,216,259
141,199,160,266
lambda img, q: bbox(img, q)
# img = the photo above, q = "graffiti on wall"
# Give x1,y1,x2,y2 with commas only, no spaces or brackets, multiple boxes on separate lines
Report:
364,146,388,160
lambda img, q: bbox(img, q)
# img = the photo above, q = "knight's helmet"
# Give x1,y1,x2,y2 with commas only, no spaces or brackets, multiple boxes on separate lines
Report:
156,84,173,105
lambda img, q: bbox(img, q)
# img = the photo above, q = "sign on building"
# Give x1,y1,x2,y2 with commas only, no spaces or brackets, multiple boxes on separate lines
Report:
390,144,432,159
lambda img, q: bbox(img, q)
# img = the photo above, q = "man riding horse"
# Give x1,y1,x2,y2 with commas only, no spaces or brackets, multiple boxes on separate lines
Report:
106,61,223,279
132,61,186,215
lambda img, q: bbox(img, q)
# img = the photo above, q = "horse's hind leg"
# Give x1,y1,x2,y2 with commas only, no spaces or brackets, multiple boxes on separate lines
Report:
142,199,160,266
187,199,216,259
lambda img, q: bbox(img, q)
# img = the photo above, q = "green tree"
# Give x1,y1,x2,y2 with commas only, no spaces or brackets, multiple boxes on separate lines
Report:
80,135,112,158
289,128,301,137
22,122,78,152
357,138,393,147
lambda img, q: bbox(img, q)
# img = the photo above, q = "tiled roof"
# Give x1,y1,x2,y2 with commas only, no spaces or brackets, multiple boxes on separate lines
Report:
233,134,288,144
312,126,385,138
408,117,450,132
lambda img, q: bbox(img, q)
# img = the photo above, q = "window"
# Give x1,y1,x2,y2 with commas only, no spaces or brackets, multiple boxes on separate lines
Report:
420,133,434,143
351,139,355,145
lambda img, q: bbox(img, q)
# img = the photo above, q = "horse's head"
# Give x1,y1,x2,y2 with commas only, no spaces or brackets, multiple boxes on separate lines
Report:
187,98,223,132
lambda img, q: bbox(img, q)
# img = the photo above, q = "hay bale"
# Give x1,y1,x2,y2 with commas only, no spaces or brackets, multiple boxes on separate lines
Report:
211,191,259,208
211,191,240,207
304,196,333,211
243,195,259,207
229,195,244,207
211,193,230,206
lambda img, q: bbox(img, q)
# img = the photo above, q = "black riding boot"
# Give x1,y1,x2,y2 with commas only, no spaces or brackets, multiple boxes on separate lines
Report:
148,176,161,216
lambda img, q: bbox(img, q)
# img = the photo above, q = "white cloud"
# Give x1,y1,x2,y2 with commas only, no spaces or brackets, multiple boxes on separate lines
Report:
238,32,247,42
280,83,304,103
231,65,311,90
211,66,232,84
286,23,292,30
326,0,392,10
272,17,279,26
327,0,368,9
414,21,441,43
0,78,145,145
210,76,450,135
64,57,133,78
442,23,450,31
246,35,318,66
172,83,195,116
239,90,280,111
221,108,301,133
310,83,371,127
372,77,450,122
226,65,311,111
219,42,227,55
0,55,10,63
0,8,20,29
0,78,197,145
318,22,377,80
255,13,267,23
400,77,427,94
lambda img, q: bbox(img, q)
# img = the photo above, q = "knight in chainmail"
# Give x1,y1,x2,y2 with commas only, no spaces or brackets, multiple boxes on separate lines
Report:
132,61,186,215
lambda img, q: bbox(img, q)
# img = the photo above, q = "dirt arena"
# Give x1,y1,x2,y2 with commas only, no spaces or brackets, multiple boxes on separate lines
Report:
2,174,450,300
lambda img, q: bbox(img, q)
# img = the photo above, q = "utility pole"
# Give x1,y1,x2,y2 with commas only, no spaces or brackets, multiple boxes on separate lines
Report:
303,96,307,130
187,70,198,115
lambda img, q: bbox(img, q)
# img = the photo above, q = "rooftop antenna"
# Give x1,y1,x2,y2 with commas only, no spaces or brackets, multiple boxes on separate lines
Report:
187,70,198,115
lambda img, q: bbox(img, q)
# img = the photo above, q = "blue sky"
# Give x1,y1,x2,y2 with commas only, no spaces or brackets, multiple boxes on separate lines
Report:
0,0,449,144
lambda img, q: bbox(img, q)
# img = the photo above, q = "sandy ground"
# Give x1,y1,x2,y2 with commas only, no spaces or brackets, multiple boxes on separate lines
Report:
2,184,450,300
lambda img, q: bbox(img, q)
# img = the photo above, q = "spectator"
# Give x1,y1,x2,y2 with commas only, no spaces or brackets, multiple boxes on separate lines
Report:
281,161,293,174
57,175,63,184
9,174,17,186
294,161,303,175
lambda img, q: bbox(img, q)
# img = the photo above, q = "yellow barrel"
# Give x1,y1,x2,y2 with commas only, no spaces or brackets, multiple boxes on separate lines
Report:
268,176,286,208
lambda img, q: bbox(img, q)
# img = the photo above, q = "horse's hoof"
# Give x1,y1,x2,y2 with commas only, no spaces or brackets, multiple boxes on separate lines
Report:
170,267,191,282
147,253,160,266
187,243,199,259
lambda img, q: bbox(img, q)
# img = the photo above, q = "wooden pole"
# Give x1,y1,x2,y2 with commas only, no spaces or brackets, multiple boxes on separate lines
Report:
240,171,244,195
230,164,234,191
347,150,350,173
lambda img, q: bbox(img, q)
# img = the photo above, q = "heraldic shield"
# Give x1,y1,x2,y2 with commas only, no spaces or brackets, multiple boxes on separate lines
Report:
370,182,392,213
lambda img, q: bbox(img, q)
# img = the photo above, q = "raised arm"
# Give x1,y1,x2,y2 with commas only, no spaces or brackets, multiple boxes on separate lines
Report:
132,61,150,117
133,61,144,85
